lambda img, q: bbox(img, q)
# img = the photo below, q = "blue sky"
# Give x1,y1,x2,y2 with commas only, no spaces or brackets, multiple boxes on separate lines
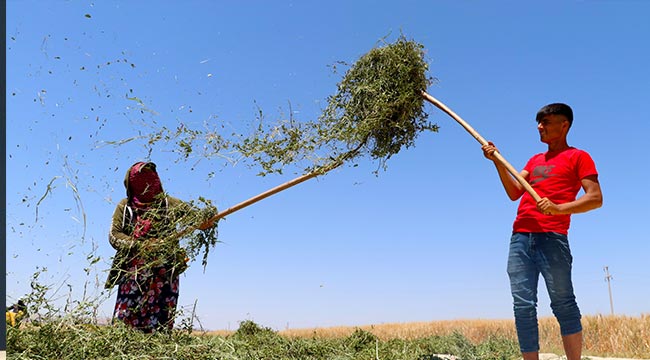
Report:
6,1,649,331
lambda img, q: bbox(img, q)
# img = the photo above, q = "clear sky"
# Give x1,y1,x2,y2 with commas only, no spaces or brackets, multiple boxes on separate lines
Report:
6,1,650,331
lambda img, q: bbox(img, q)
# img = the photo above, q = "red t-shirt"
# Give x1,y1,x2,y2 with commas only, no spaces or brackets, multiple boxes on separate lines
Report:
513,147,598,234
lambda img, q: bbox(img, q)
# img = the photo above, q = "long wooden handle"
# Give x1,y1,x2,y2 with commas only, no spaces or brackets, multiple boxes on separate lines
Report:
422,91,542,202
213,162,342,221
173,160,346,240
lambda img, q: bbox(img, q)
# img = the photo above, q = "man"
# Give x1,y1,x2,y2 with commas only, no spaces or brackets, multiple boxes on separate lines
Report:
482,103,603,360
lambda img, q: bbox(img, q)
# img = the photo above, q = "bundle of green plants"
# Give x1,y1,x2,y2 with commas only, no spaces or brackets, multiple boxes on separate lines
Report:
236,35,439,176
319,35,437,166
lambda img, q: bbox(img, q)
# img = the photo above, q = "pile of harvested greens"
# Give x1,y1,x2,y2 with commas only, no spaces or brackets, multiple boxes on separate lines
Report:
236,35,438,176
320,36,437,165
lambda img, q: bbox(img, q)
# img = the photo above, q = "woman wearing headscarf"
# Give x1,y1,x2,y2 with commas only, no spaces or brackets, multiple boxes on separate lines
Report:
105,161,216,333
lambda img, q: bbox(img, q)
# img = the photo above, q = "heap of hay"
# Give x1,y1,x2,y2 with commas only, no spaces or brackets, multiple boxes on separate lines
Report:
236,35,438,175
320,36,437,164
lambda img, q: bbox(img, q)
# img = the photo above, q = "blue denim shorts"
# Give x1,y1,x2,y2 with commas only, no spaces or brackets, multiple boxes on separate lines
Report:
507,232,582,353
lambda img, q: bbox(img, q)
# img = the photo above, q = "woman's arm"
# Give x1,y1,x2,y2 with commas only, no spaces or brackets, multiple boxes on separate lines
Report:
108,199,136,251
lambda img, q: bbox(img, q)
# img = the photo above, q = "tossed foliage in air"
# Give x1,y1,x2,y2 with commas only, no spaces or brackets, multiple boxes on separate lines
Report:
235,36,439,175
320,36,437,164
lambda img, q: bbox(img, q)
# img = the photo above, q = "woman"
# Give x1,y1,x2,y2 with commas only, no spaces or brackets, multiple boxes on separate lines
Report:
105,161,215,332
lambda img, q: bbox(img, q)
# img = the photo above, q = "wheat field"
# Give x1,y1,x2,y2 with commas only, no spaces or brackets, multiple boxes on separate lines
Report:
272,314,650,358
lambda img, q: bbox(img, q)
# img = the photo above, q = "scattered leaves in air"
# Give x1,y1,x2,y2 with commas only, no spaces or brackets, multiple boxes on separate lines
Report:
84,14,91,18
35,176,61,222
12,34,439,277
101,36,438,181
233,35,438,176
126,96,144,106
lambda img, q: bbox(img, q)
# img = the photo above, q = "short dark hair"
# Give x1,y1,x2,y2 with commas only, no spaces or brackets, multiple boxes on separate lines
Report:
536,103,573,127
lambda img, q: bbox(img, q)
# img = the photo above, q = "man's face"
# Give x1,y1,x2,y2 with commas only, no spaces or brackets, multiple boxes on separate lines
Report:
537,114,569,144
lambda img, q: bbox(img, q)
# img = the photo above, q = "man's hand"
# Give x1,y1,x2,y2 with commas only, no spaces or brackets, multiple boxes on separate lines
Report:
536,175,602,216
537,197,562,215
481,141,499,161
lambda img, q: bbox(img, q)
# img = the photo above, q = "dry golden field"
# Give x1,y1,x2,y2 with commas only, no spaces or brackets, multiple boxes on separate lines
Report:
272,314,649,359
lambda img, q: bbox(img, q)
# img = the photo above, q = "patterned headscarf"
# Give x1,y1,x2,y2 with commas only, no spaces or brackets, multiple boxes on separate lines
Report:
124,162,165,239
126,162,164,208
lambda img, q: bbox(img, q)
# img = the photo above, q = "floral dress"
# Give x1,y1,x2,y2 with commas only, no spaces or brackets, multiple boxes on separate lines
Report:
107,197,190,333
113,257,179,332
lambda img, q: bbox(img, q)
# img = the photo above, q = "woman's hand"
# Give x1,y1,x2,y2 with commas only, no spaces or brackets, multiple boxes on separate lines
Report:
198,217,217,230
141,238,165,252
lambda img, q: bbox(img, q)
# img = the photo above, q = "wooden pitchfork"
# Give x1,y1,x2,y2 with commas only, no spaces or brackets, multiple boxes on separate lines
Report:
421,91,541,202
177,92,541,239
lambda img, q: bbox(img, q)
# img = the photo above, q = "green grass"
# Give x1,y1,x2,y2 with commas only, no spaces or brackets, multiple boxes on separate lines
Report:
7,270,648,358
7,320,520,360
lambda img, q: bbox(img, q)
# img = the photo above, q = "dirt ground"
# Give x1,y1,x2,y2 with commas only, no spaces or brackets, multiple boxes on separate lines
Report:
429,354,648,360
538,354,649,360
2,350,646,360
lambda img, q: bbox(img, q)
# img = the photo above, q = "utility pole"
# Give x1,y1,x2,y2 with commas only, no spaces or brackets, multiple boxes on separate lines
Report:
603,266,614,315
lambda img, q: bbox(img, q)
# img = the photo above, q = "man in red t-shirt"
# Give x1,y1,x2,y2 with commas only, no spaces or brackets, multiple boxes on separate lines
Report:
482,103,603,360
